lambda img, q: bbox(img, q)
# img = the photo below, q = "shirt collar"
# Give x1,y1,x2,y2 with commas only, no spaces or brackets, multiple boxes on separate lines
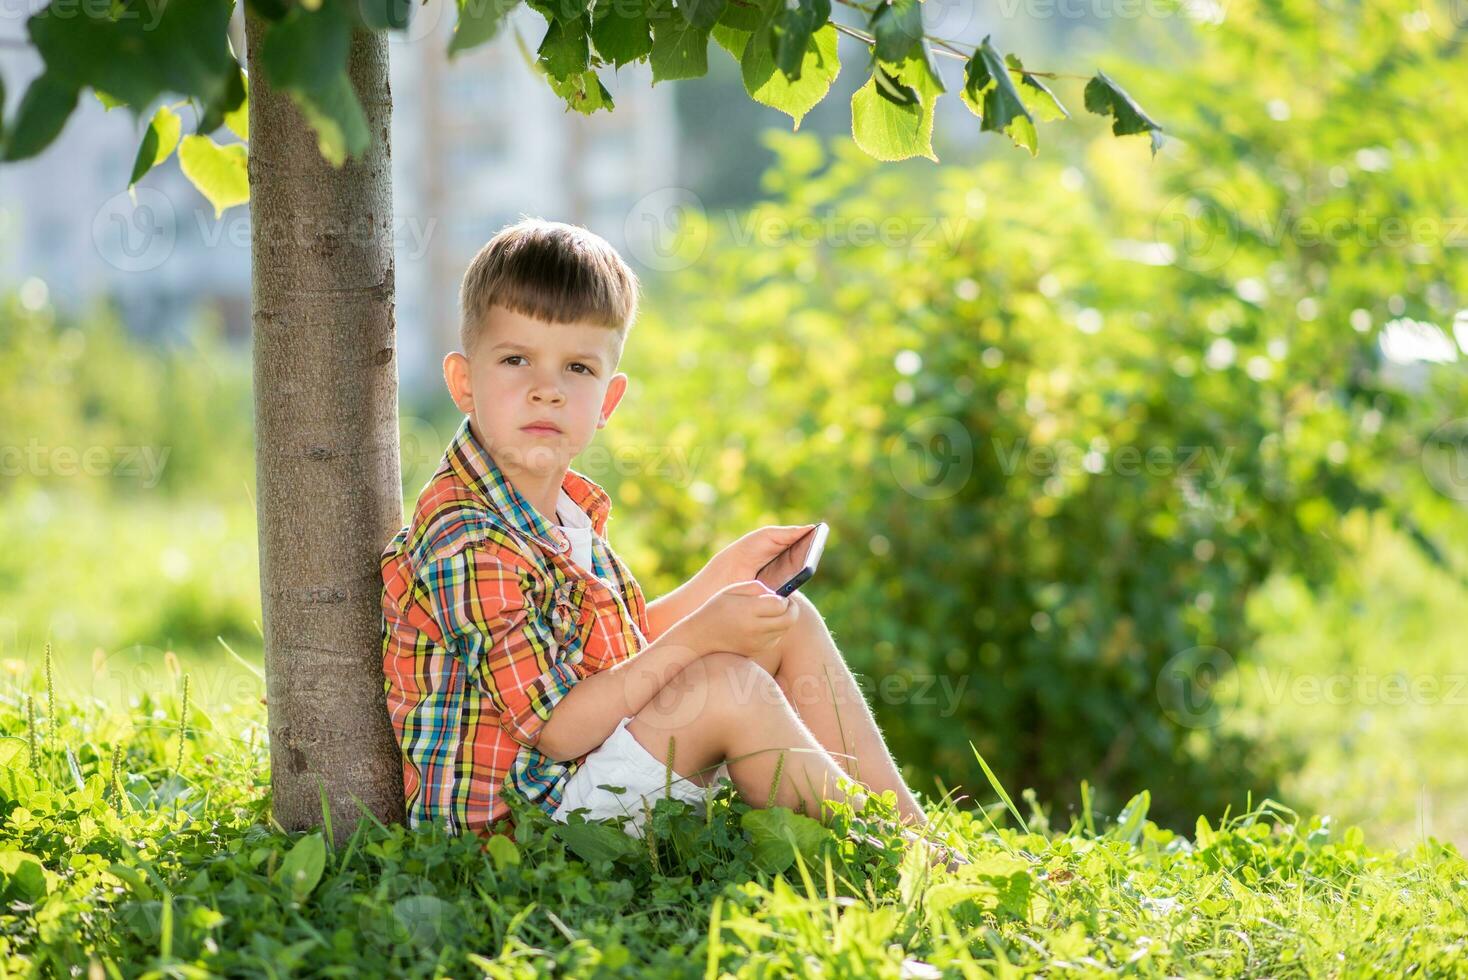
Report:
446,415,612,554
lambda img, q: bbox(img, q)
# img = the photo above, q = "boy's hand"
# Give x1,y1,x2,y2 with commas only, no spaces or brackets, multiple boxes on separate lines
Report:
682,580,800,659
702,524,819,589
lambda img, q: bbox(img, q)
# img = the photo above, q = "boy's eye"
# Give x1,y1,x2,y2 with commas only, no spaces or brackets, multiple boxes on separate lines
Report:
501,355,594,376
569,363,594,375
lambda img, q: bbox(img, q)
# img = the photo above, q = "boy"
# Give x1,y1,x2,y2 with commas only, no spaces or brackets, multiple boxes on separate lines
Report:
380,218,962,865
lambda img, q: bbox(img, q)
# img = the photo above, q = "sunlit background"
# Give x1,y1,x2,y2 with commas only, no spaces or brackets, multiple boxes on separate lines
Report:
2,0,1465,848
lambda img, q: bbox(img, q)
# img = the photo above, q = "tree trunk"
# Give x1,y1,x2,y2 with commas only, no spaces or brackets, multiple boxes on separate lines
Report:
244,14,405,843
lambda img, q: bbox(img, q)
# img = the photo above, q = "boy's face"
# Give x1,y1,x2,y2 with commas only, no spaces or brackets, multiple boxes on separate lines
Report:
444,304,628,481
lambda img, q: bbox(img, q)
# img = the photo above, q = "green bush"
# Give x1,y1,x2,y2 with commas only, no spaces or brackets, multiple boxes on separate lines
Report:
601,0,1468,830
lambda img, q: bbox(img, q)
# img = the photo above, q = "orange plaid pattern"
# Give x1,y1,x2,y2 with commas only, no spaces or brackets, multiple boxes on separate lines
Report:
380,416,652,836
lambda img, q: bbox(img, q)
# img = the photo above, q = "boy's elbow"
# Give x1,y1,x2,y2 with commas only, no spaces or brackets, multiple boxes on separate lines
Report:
530,717,570,762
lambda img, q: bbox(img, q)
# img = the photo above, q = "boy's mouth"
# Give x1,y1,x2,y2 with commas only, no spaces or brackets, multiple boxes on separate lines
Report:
521,421,563,436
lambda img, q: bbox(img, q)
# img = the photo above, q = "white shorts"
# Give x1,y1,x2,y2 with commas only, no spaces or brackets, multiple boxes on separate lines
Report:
551,715,731,838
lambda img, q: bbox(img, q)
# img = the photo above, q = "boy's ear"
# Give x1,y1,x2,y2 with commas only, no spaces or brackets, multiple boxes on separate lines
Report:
597,373,629,429
443,351,473,415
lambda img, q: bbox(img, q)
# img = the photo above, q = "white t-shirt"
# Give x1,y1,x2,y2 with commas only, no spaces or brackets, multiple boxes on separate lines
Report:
554,487,602,581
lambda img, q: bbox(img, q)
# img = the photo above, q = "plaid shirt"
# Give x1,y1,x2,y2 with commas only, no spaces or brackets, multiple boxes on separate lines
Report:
380,415,652,836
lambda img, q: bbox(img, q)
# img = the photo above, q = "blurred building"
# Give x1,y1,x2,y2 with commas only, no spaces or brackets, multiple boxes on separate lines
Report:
0,0,677,391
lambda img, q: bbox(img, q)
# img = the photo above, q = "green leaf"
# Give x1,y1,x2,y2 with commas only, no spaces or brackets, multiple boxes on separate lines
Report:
591,0,652,67
258,3,369,163
485,833,521,869
130,105,183,188
767,0,827,80
1108,789,1151,845
971,743,1027,828
449,0,522,57
1005,52,1067,121
538,15,591,80
196,64,247,137
850,46,942,162
715,0,776,32
552,818,644,863
0,852,48,904
710,22,750,61
1083,68,1164,156
926,854,1032,919
2,71,78,162
868,0,922,63
259,3,352,94
292,72,371,166
677,0,726,29
225,71,250,141
28,0,235,111
742,22,839,130
960,36,1037,155
650,0,711,82
741,807,830,873
277,832,327,903
548,69,616,114
0,738,26,768
107,863,157,900
178,134,249,217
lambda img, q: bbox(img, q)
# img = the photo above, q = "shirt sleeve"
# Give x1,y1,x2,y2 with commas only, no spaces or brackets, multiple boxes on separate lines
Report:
423,544,581,750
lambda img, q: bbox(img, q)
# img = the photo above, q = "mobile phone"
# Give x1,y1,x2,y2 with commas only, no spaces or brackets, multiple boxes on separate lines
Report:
755,523,829,597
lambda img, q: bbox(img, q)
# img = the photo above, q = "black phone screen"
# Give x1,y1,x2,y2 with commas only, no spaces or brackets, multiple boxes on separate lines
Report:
755,523,829,597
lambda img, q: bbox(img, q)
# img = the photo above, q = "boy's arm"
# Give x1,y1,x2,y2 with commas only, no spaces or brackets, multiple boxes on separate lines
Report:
428,542,714,763
644,566,724,641
644,524,816,640
535,618,710,762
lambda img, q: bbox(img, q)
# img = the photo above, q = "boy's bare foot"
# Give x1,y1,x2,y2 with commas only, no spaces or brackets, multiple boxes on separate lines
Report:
844,821,971,872
897,827,970,872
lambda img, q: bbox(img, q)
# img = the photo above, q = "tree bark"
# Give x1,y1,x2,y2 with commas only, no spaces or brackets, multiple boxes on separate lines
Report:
244,14,405,842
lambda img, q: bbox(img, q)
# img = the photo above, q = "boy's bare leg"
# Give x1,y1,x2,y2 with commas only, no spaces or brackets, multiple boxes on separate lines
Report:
626,652,967,870
750,593,930,827
625,652,869,821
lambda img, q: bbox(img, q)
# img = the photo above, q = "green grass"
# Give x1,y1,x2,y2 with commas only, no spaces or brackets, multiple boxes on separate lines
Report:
3,651,1465,977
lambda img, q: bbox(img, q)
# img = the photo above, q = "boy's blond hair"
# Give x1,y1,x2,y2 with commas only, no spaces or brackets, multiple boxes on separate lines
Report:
459,218,640,366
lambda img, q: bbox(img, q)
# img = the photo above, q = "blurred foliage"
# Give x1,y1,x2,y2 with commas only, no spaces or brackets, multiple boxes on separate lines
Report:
601,0,1468,831
1243,509,1468,847
0,298,261,657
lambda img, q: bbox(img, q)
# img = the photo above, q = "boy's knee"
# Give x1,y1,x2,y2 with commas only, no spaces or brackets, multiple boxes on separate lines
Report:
645,653,763,726
695,652,788,720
